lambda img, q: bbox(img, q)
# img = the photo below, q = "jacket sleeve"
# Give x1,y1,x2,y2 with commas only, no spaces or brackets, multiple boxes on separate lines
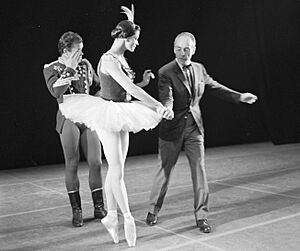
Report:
43,66,76,99
158,70,174,109
202,65,241,103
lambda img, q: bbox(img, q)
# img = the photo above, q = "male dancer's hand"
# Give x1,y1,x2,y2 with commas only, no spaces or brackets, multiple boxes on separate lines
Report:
162,107,174,120
240,93,258,104
65,49,82,70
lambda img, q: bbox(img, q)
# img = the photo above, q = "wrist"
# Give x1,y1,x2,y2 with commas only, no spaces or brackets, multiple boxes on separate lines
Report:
64,67,76,75
157,103,164,109
138,80,147,88
65,65,76,71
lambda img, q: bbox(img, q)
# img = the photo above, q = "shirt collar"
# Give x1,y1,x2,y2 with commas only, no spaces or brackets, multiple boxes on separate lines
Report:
175,58,192,71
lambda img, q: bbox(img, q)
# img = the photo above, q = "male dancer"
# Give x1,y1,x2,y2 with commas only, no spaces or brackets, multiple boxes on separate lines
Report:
43,31,107,227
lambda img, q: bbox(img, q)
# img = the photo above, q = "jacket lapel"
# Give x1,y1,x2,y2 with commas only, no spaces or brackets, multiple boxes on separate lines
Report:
191,62,200,98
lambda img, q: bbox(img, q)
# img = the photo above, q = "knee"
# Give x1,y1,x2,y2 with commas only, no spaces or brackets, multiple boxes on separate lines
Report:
112,171,124,182
65,157,79,171
195,157,205,168
107,166,124,182
87,157,102,168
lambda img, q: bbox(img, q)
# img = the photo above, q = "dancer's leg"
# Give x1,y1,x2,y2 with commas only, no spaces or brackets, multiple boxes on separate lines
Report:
60,120,80,192
97,129,130,214
100,130,119,245
119,131,136,246
60,120,82,227
80,128,103,190
118,131,136,246
81,128,107,219
119,131,131,213
98,129,136,246
120,130,129,165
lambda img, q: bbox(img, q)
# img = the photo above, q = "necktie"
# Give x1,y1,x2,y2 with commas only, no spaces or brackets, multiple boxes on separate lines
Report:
183,64,194,96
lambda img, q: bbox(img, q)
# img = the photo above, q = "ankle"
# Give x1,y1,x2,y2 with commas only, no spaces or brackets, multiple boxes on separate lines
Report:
123,212,133,219
107,210,117,217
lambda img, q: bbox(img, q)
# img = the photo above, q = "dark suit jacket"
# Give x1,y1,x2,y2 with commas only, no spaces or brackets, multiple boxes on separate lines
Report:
158,60,242,141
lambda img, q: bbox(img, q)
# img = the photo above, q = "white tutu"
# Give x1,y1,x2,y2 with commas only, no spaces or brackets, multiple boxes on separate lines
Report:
59,94,162,133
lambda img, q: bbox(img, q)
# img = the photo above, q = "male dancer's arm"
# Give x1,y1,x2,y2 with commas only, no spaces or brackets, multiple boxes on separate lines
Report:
158,70,174,110
43,65,76,99
201,64,241,103
157,69,175,121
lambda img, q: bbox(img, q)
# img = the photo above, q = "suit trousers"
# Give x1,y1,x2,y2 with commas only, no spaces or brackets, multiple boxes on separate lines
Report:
148,113,209,220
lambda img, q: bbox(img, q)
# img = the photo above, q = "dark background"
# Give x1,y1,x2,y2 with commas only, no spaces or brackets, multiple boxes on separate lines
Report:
1,0,299,169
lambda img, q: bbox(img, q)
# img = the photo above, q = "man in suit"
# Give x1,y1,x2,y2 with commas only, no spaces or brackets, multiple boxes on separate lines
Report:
43,31,107,227
146,32,257,233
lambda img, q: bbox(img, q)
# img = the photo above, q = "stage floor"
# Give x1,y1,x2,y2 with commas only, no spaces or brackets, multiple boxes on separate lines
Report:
1,142,300,250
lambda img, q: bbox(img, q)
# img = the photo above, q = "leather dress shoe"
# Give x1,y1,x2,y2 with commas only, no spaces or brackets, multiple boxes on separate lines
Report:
146,212,158,226
196,219,211,233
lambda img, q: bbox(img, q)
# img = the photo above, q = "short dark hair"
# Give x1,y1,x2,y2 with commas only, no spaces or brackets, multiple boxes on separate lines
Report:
111,20,141,39
58,31,83,55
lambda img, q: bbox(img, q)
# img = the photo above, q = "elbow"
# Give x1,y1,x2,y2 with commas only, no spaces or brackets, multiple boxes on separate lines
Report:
50,87,62,99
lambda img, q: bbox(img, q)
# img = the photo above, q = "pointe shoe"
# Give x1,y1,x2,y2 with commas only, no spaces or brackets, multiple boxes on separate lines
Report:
124,215,136,247
101,215,119,244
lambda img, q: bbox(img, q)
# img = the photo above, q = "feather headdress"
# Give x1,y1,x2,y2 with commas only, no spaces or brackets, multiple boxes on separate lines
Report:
120,4,135,22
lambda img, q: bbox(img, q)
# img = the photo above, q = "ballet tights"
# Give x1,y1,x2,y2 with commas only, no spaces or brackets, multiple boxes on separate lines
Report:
97,129,136,247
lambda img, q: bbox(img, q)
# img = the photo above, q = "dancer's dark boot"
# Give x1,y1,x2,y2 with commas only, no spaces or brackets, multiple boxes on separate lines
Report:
68,191,83,227
92,189,107,219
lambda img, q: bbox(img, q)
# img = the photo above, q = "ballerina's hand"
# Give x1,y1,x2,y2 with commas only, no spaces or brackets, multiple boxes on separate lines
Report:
140,70,155,87
160,107,174,120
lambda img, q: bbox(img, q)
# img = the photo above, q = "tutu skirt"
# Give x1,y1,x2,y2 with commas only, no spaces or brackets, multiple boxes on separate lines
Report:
59,94,162,133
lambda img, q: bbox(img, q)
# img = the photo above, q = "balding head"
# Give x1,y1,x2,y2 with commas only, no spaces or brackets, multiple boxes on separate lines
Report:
174,32,196,47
